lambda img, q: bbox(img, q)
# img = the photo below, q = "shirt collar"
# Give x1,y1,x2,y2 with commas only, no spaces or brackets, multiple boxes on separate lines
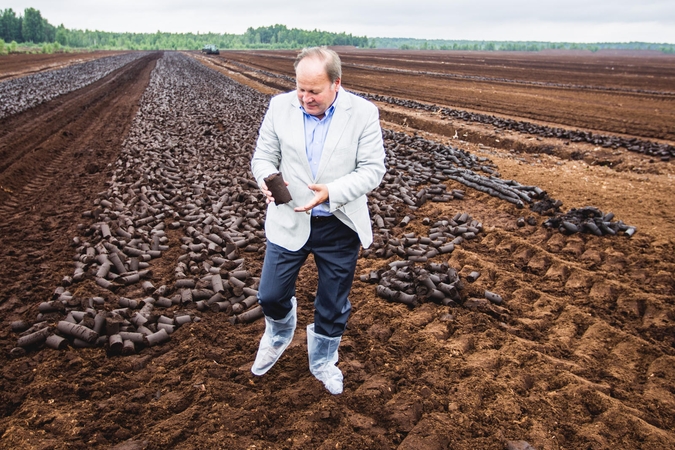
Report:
300,91,339,120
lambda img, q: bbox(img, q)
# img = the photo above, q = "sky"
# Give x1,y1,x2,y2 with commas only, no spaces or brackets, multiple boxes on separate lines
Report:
3,0,674,44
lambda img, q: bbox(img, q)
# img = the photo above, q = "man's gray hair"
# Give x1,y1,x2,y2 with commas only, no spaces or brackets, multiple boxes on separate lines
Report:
294,46,342,83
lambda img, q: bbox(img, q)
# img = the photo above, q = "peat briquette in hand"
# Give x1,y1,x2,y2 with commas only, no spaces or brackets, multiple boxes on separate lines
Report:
264,172,292,205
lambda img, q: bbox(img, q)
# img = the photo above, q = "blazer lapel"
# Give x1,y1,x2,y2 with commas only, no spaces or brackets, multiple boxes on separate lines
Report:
289,94,314,179
315,89,352,181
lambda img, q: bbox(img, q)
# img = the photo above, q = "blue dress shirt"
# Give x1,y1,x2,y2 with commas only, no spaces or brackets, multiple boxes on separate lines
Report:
301,95,338,216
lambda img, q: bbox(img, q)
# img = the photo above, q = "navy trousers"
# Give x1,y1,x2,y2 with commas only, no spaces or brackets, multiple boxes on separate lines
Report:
257,215,361,338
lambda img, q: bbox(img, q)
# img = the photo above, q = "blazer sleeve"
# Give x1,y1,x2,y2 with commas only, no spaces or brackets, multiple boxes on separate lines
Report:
326,102,386,210
251,96,281,186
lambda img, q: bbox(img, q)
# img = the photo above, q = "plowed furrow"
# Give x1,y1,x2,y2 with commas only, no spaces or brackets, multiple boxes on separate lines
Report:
0,53,161,219
0,53,160,309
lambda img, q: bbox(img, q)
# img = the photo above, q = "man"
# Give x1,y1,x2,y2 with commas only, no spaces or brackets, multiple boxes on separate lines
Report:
250,47,386,395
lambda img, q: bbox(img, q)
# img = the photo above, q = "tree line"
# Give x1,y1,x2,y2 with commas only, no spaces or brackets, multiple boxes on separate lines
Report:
56,25,369,50
242,24,368,48
0,8,368,51
371,37,675,54
1,7,55,44
1,7,672,54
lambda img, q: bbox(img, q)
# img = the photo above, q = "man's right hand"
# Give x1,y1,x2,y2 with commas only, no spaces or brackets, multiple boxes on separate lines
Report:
261,180,289,205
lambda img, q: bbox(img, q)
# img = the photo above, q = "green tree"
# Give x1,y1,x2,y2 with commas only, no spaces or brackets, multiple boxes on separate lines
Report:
22,7,44,42
0,8,23,43
55,24,67,45
43,19,56,42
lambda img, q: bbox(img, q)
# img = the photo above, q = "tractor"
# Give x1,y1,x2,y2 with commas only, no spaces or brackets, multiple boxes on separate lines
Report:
201,44,219,55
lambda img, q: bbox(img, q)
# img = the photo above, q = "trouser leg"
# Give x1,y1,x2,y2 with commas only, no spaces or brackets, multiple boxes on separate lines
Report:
257,240,309,320
310,218,361,337
251,241,308,376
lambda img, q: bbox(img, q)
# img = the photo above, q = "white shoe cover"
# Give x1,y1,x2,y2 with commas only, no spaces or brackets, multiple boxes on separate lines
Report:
307,323,343,395
251,297,297,376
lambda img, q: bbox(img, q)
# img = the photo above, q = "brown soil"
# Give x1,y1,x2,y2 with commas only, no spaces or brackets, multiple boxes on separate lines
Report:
0,49,674,450
0,51,129,81
217,49,675,141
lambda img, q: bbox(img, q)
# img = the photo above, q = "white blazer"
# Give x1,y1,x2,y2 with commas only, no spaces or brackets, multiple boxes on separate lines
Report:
251,88,386,251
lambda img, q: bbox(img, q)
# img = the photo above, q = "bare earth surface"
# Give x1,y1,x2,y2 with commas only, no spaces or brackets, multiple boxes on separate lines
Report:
0,49,674,450
215,49,675,141
0,51,128,82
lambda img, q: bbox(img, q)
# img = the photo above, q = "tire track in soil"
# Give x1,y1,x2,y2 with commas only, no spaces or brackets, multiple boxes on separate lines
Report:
217,50,675,142
0,53,157,203
470,219,675,438
0,52,161,313
345,190,675,448
0,52,127,82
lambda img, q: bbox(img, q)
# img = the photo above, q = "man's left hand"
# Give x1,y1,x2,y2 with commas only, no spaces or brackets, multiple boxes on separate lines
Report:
294,184,329,213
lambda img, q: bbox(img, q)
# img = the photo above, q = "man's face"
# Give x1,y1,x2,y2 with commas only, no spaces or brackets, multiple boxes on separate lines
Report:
296,57,340,118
